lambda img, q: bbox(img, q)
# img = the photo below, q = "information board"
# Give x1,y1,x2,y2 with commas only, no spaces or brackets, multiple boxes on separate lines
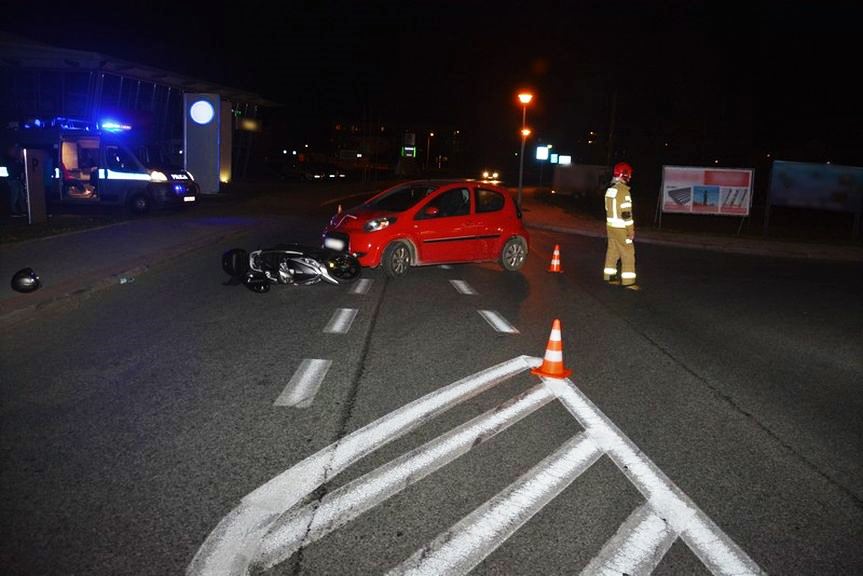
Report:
661,166,754,216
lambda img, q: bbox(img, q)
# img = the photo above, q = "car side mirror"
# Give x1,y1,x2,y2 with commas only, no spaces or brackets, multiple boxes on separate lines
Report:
424,206,440,217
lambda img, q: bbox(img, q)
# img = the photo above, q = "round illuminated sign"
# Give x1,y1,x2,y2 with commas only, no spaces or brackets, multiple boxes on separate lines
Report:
190,100,215,125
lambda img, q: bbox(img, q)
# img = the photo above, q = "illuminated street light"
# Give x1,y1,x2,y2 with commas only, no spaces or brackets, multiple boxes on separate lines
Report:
516,91,534,208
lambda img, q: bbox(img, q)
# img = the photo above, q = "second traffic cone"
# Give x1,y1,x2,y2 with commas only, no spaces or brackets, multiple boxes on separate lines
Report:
547,244,562,273
531,319,572,379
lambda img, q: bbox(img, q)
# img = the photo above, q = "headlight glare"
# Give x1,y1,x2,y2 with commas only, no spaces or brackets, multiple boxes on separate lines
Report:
364,216,396,232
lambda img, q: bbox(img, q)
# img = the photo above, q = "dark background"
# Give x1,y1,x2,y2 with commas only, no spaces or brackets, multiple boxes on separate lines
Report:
2,1,861,170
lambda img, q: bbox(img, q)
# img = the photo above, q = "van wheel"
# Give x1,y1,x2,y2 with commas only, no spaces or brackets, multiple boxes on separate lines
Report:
500,237,527,271
382,242,411,278
128,194,151,215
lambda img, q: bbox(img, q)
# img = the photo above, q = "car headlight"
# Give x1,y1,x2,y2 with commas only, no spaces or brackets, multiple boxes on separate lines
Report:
363,216,396,232
150,170,168,182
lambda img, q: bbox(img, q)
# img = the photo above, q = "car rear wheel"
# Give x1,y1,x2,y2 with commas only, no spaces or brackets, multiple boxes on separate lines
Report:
382,242,411,278
500,237,527,271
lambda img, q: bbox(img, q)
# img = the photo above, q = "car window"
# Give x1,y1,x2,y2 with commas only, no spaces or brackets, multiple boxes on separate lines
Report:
475,187,505,213
105,146,139,172
367,184,437,212
419,187,471,218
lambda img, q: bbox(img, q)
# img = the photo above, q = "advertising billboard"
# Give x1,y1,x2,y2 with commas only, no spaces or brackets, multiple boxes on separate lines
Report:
661,166,754,216
768,161,863,213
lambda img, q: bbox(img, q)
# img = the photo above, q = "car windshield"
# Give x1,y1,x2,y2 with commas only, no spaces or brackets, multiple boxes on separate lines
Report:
366,184,438,212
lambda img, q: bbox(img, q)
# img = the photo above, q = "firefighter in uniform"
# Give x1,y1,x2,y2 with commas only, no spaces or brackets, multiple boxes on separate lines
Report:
604,162,638,289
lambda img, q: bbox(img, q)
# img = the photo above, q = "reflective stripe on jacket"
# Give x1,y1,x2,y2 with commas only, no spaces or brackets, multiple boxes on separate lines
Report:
605,181,634,230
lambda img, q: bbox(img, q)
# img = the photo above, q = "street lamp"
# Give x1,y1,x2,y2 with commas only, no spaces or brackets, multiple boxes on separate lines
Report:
516,92,533,209
426,132,434,171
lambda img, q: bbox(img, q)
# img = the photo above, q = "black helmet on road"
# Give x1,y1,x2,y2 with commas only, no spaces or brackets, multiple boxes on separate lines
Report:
11,267,41,293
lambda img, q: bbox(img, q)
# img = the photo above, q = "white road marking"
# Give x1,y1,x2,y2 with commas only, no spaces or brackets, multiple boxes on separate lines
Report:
274,359,332,408
256,384,556,569
350,279,373,295
478,309,519,333
188,356,764,576
389,433,602,576
449,280,478,295
439,265,453,269
187,356,536,576
543,377,765,576
580,502,677,576
323,308,358,334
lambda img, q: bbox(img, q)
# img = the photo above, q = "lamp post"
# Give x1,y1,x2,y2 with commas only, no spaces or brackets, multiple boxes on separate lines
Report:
426,131,434,171
516,92,533,209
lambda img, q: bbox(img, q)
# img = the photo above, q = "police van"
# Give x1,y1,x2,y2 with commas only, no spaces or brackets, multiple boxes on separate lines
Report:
1,117,197,215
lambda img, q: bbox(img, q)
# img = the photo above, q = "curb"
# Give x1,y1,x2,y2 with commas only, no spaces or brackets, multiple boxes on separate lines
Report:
526,222,863,263
0,226,250,326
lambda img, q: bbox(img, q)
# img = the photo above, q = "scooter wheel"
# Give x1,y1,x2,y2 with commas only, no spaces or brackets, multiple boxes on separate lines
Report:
327,254,361,283
246,281,271,293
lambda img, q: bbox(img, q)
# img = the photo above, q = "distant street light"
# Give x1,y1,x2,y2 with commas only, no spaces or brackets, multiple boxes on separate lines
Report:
516,92,534,209
426,132,434,171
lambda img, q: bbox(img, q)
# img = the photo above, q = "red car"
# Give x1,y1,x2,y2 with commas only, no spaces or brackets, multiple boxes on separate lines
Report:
322,179,530,277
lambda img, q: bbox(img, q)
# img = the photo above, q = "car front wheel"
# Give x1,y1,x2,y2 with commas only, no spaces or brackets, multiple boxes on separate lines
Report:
500,237,527,271
382,242,411,278
128,193,151,215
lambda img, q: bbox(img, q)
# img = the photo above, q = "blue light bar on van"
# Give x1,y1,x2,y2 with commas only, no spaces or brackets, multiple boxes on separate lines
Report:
100,121,132,132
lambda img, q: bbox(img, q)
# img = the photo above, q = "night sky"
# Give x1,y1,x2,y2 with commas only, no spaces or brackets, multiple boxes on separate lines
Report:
3,1,861,167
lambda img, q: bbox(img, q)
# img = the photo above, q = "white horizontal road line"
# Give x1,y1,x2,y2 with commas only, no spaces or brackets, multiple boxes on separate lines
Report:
439,265,453,269
274,359,332,408
543,376,766,576
350,279,373,295
580,502,677,576
187,356,537,576
449,279,478,295
478,310,519,333
388,432,602,576
255,384,556,569
323,308,358,334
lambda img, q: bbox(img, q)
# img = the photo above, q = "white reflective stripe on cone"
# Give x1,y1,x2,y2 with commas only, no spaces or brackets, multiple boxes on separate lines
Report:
543,350,563,362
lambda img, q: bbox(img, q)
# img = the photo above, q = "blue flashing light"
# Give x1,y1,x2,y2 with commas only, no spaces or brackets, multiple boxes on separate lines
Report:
100,120,132,132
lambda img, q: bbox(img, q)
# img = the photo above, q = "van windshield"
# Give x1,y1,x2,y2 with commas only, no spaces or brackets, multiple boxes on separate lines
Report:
366,184,438,212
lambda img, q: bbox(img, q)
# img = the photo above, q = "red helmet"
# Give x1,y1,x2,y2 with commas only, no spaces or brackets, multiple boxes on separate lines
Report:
613,162,633,183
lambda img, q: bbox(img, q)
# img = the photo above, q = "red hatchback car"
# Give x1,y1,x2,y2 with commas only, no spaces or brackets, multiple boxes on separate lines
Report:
322,180,530,277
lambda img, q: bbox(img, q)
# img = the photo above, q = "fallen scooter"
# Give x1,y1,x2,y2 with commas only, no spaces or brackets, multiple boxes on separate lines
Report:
222,244,361,293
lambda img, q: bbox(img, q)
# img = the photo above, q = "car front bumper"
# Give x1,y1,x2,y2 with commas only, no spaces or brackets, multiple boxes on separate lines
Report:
322,230,383,267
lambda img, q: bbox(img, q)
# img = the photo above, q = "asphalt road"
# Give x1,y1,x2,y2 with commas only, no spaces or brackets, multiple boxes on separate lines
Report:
1,186,861,575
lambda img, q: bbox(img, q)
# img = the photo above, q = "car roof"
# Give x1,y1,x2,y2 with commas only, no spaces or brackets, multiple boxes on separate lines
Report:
400,178,499,187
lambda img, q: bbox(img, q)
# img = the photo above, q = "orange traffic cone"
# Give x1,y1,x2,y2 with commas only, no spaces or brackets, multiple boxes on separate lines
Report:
531,319,572,379
547,244,562,273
